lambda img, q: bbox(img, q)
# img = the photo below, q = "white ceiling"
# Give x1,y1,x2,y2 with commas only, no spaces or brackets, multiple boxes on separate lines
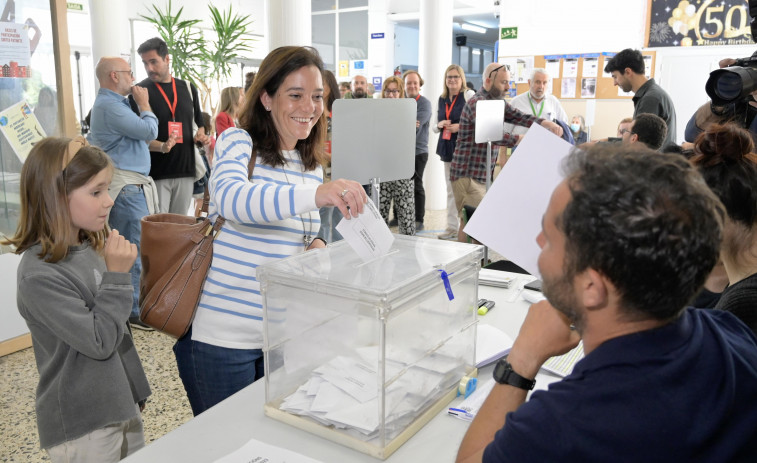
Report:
387,0,500,45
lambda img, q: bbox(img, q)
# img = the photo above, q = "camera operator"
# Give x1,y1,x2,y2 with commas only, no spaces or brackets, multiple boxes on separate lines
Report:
687,57,757,149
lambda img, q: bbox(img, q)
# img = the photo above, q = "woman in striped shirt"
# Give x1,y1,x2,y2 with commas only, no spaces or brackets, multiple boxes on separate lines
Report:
173,46,367,416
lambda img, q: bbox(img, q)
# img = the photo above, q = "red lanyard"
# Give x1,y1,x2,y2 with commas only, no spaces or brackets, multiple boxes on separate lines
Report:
155,77,178,121
445,93,459,120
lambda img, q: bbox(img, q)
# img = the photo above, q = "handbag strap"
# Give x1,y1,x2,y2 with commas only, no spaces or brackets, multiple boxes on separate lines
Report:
199,151,257,216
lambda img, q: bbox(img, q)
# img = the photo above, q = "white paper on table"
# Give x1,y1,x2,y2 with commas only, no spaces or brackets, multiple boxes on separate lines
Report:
213,437,324,463
464,123,572,277
541,341,585,377
335,199,394,262
475,324,514,367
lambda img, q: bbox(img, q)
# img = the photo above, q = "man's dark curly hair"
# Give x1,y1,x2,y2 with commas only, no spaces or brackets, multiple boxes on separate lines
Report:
559,144,724,321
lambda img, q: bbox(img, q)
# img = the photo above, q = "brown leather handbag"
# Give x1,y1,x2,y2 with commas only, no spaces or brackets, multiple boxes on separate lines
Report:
139,213,225,338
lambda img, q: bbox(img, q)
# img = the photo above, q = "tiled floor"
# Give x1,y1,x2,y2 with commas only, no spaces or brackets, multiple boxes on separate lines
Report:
0,209,497,462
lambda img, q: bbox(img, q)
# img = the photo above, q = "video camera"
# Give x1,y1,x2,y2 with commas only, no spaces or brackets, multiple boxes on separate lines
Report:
705,0,757,120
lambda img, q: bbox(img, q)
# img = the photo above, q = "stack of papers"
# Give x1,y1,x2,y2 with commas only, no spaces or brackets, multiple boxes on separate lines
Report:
479,269,516,288
448,379,495,422
475,324,514,367
541,341,584,377
279,352,464,442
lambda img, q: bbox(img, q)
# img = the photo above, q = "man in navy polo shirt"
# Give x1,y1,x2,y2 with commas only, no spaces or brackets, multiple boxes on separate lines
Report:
457,145,757,462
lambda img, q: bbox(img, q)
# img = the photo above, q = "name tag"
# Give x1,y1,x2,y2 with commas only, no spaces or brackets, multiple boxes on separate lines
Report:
168,121,183,143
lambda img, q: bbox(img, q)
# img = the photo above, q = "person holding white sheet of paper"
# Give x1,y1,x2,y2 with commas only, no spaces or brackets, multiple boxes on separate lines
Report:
450,62,563,242
455,145,757,462
174,46,367,416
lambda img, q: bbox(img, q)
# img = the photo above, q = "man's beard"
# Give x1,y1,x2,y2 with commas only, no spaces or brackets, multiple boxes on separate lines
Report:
353,88,367,99
542,270,584,331
488,85,503,99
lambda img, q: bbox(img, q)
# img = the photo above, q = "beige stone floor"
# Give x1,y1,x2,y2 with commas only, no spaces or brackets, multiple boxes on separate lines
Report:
0,209,500,462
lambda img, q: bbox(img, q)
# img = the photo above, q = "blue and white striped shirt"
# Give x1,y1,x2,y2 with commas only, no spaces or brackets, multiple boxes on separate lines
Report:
192,128,322,349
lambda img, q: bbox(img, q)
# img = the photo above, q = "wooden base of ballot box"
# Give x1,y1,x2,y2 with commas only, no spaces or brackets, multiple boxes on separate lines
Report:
264,370,476,460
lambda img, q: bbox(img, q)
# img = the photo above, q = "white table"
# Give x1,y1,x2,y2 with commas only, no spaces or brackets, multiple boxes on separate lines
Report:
124,272,557,462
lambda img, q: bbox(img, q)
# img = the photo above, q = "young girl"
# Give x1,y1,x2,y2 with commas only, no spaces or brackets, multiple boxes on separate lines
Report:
2,137,151,462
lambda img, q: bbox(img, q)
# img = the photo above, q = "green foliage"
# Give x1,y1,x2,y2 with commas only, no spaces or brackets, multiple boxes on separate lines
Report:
139,0,204,84
206,5,253,83
139,1,255,112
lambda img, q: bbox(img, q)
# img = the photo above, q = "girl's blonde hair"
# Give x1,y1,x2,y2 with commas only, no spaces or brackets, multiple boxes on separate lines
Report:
381,76,405,98
1,137,113,262
217,86,241,118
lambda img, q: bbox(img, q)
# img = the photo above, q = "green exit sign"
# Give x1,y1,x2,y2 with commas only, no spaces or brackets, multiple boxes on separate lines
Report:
67,2,83,11
500,27,518,40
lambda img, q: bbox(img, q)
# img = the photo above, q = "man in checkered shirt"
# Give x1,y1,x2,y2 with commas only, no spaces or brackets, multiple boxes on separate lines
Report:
450,62,563,224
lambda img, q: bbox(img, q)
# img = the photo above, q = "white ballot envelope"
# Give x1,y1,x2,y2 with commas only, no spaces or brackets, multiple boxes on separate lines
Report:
335,199,394,262
464,123,573,276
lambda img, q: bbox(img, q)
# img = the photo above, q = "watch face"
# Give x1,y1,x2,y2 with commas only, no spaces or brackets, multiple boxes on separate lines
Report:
493,359,510,384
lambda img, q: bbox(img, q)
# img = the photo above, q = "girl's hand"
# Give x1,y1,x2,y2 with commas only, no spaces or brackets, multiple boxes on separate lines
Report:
104,229,137,273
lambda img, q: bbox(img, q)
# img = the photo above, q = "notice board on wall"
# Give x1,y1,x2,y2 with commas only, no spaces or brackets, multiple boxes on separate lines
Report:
502,51,657,100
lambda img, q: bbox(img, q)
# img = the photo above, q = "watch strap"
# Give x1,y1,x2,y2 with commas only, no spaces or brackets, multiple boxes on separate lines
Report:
493,358,536,390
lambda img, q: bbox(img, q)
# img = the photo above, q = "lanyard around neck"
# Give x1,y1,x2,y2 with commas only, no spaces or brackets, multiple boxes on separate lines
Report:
527,93,544,118
445,93,460,120
155,77,178,121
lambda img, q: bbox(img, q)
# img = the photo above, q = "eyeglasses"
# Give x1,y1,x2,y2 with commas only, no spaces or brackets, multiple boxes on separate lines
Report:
446,75,461,80
619,128,631,135
114,70,134,77
488,64,509,79
385,89,400,94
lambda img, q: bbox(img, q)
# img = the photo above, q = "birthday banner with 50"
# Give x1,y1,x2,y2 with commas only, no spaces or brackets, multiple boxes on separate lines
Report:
647,0,752,47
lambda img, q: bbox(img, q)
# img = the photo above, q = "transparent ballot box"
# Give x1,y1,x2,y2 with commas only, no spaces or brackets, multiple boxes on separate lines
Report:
257,235,483,459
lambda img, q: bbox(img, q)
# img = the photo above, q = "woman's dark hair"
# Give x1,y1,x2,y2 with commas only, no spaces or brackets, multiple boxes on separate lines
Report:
690,124,757,265
238,46,326,170
323,69,339,113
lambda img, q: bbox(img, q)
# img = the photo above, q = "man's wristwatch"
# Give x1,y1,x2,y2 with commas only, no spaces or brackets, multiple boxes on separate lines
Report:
493,358,536,390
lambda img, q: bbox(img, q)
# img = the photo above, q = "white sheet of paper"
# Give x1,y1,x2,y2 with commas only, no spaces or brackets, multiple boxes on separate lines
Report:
545,60,561,79
213,437,324,463
314,356,378,403
475,324,514,367
335,199,394,262
464,124,572,277
310,382,360,413
561,78,576,98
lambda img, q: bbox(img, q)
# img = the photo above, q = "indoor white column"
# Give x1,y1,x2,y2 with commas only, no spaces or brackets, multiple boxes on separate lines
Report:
88,0,129,66
267,0,312,50
418,0,453,212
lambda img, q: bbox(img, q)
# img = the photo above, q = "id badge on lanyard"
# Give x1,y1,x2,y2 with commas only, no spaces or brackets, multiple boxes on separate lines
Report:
156,78,183,143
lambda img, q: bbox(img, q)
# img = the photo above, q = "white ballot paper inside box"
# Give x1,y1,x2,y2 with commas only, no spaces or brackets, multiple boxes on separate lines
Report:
335,199,394,262
464,123,573,277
